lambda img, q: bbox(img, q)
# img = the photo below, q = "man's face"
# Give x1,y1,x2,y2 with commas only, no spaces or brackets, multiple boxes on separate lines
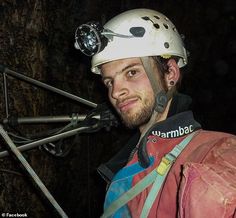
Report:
101,57,156,129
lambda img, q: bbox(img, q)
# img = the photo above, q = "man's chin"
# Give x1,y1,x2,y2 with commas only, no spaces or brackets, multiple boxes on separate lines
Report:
117,102,154,128
121,113,149,129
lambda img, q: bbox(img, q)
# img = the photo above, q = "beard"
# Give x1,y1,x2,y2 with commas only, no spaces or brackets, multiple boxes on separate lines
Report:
119,96,155,129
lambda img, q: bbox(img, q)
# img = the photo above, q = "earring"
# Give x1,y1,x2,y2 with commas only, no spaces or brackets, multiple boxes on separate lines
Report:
169,81,175,86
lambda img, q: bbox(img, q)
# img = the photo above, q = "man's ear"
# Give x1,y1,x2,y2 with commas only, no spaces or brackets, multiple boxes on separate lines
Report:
165,59,180,89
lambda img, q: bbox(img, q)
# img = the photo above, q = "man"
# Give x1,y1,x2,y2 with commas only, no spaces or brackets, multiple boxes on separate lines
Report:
75,8,236,218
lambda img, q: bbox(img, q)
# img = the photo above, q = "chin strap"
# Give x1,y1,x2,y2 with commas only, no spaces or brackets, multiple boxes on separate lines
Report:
140,57,162,102
138,57,175,168
155,88,175,113
140,57,175,113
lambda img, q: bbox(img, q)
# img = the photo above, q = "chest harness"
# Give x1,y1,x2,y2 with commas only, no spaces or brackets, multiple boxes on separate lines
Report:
101,131,196,218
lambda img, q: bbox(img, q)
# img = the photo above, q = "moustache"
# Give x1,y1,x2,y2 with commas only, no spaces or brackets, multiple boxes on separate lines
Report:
116,96,140,108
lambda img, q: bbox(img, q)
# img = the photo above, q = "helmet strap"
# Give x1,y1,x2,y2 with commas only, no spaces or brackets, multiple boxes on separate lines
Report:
140,56,160,96
137,57,175,168
155,88,175,113
140,57,174,113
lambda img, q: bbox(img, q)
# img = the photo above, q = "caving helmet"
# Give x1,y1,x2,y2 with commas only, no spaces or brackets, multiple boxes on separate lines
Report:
74,8,188,74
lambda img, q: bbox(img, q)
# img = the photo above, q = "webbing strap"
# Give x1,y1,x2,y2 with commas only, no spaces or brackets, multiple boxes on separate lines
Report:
101,166,158,218
140,132,196,218
101,132,196,218
140,57,160,96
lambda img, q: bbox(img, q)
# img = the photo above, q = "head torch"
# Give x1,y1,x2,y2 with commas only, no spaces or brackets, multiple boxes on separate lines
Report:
74,22,108,56
74,21,146,56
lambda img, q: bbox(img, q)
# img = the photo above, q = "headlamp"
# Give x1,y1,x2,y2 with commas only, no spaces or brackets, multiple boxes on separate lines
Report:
74,22,108,56
75,21,146,57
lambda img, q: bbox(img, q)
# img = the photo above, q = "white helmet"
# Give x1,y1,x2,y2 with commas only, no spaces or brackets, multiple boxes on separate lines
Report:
91,8,187,74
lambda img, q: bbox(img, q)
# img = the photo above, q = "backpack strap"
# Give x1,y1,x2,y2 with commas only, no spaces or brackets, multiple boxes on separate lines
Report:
100,165,158,218
101,132,196,218
140,132,196,218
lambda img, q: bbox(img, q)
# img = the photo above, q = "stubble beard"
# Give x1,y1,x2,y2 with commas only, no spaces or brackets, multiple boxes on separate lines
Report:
119,96,155,129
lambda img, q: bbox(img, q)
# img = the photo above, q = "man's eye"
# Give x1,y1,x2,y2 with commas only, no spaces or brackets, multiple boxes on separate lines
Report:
127,70,137,77
104,80,113,88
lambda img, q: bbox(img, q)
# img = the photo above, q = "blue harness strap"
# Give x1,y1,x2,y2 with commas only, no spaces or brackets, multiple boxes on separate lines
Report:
101,132,196,218
101,165,158,218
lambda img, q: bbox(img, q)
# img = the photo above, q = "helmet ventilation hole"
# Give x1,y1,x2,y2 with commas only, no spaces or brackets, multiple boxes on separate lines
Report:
153,23,160,29
163,23,169,29
164,42,170,48
142,16,149,20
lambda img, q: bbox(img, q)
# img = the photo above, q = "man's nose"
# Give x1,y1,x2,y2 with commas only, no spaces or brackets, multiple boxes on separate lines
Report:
111,80,129,100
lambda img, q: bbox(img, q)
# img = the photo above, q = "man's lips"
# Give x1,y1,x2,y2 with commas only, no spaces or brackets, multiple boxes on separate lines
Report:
117,98,139,112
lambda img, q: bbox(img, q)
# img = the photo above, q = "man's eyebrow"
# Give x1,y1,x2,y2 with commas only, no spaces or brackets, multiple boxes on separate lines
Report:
102,63,142,82
121,63,142,73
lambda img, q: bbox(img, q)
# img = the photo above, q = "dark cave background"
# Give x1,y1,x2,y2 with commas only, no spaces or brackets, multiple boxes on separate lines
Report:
0,0,235,217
